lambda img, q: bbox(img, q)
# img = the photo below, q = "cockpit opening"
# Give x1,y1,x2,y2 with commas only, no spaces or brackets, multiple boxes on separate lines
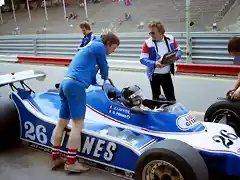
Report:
104,84,179,113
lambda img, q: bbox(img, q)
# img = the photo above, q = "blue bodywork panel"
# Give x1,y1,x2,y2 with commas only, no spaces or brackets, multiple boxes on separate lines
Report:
10,81,240,177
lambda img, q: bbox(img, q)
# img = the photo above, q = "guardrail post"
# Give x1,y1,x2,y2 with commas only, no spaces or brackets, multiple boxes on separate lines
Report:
186,0,192,64
33,38,37,56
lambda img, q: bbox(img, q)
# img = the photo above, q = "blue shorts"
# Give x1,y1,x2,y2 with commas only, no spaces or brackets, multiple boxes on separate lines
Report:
59,79,86,120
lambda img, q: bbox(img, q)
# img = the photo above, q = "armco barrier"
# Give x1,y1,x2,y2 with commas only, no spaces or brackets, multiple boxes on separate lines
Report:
17,56,240,76
1,32,240,64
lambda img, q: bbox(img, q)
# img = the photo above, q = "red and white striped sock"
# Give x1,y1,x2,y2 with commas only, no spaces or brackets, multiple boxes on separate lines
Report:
66,148,77,164
52,146,60,160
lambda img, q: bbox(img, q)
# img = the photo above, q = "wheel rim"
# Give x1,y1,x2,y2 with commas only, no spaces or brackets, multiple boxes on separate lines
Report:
212,109,240,135
142,160,184,180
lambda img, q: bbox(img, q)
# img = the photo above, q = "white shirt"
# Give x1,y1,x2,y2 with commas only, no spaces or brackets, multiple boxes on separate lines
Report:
153,40,170,74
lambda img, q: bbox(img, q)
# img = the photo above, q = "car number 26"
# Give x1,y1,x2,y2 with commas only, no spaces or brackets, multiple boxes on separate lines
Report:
24,121,48,144
212,129,238,149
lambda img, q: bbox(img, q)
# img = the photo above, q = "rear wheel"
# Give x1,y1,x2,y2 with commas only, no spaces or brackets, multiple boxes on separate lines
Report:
0,97,20,151
204,100,240,137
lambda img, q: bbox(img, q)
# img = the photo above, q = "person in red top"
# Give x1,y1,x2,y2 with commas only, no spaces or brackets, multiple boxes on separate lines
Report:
227,36,240,100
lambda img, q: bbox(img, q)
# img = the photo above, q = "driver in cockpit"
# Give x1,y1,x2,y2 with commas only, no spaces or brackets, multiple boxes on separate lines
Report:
121,85,145,108
107,84,171,111
108,84,148,109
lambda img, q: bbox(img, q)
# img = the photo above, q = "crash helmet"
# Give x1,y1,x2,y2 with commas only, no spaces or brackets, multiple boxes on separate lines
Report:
121,85,145,108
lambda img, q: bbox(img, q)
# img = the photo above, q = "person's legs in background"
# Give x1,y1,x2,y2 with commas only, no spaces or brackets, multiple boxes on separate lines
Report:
150,74,161,100
160,73,176,101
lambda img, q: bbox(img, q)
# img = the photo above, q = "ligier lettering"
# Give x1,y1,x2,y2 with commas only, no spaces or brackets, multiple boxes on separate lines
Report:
176,113,200,130
81,136,117,162
185,115,197,127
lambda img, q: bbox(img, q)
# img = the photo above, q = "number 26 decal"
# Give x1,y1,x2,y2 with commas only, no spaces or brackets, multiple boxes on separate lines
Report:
212,129,238,149
24,121,48,144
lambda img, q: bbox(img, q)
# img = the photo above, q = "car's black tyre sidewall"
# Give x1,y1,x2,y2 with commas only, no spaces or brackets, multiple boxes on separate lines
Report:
0,97,20,151
204,100,240,136
135,139,209,180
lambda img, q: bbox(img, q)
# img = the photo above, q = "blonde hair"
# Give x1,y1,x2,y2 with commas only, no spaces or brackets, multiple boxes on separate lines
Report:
148,20,165,34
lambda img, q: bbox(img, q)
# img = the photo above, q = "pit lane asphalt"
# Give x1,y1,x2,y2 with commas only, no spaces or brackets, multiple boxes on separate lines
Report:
0,62,237,180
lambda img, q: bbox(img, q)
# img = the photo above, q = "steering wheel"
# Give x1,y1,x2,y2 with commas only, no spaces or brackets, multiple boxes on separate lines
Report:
95,65,115,90
102,78,116,90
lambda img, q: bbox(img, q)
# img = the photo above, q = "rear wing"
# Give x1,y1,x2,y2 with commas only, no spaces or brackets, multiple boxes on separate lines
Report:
0,70,46,87
0,70,46,93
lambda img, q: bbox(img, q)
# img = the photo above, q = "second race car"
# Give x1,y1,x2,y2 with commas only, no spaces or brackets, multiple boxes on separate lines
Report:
204,92,240,137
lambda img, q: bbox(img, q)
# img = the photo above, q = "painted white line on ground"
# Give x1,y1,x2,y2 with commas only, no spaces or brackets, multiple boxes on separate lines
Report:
190,111,205,116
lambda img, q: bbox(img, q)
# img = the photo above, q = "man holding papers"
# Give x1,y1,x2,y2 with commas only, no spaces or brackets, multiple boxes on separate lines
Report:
139,20,182,101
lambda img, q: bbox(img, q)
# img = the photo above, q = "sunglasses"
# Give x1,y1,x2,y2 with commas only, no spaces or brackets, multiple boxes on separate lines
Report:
149,32,155,35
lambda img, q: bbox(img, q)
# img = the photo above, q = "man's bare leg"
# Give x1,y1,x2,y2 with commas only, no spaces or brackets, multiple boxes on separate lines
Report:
51,118,69,170
64,118,90,173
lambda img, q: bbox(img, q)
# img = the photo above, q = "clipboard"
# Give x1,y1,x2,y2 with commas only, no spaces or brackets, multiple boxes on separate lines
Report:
161,49,178,65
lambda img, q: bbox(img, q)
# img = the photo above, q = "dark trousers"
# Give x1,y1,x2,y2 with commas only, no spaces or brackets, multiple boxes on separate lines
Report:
150,73,176,101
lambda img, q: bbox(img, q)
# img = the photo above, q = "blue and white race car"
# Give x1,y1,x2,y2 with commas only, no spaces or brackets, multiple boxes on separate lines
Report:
0,70,240,180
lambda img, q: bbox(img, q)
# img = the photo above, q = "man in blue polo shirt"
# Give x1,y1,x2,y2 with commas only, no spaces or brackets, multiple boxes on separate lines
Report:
77,21,96,51
50,32,120,173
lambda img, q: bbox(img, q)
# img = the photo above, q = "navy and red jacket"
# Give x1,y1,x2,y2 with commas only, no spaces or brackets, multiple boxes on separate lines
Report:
77,32,96,51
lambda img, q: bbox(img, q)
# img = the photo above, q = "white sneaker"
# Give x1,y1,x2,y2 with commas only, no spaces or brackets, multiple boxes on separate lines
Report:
64,161,91,173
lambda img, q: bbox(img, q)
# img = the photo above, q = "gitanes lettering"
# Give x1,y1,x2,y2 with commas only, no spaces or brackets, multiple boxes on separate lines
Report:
81,136,117,162
81,136,95,154
104,142,117,161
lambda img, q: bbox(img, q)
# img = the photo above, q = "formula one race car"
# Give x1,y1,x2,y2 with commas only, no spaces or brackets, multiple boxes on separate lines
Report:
0,70,240,180
204,92,240,137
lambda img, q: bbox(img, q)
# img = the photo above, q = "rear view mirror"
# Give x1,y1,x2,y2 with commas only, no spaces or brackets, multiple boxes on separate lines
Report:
55,83,60,89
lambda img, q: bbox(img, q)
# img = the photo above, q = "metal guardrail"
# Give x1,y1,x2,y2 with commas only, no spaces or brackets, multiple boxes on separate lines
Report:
0,32,240,64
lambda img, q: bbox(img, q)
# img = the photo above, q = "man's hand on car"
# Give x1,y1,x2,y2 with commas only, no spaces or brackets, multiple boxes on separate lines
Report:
227,88,236,96
231,87,240,100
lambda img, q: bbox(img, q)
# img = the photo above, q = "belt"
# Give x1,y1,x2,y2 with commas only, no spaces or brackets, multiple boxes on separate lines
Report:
64,76,76,80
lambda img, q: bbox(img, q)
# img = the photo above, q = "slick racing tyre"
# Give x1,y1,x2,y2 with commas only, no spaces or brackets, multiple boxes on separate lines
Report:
0,97,20,151
135,139,209,180
204,100,240,137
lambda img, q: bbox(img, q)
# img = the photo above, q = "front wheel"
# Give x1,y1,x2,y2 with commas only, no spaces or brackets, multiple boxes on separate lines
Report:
135,139,209,180
204,100,240,137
